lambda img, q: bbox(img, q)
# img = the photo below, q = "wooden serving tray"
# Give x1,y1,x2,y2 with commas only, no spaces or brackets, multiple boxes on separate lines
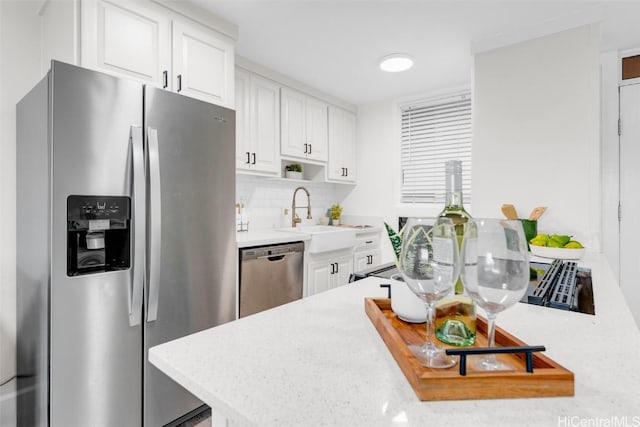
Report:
365,298,574,401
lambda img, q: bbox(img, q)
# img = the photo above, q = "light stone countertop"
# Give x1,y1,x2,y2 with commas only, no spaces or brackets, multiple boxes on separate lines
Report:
149,252,640,426
236,229,310,248
236,225,382,248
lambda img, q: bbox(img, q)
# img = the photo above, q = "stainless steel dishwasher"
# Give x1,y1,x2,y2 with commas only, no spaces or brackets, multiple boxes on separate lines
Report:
239,241,304,317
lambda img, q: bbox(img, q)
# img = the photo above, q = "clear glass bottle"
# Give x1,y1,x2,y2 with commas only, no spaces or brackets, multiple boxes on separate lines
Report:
435,160,476,346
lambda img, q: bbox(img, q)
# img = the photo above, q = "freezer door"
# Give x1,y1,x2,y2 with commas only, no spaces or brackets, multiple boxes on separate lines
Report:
143,87,236,427
49,62,143,426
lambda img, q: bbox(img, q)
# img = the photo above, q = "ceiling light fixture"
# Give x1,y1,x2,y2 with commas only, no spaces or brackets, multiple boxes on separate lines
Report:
379,54,414,72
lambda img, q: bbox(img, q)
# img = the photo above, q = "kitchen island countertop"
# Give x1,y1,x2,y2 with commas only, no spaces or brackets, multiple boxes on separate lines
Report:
149,253,640,426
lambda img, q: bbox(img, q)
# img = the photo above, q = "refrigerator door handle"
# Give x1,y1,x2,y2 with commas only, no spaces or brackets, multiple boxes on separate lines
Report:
147,127,162,322
130,126,145,327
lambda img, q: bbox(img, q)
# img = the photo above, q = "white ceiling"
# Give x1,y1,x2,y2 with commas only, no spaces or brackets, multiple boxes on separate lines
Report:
193,1,640,105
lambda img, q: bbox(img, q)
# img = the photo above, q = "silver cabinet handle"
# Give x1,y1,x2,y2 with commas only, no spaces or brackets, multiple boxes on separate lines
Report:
147,127,162,322
162,70,168,89
177,74,182,92
129,126,145,327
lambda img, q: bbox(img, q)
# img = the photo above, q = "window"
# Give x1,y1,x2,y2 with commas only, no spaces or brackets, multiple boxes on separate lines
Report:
400,92,472,204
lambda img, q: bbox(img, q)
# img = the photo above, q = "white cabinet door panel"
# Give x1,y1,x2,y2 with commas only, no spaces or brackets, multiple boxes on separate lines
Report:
353,250,380,273
252,77,280,173
343,110,357,180
281,88,306,158
235,70,280,174
172,20,234,107
85,0,170,85
235,69,252,169
307,254,353,297
333,257,353,289
305,97,328,162
328,106,357,182
307,261,330,297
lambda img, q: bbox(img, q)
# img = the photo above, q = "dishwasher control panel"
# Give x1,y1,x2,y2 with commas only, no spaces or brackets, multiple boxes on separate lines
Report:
240,241,305,260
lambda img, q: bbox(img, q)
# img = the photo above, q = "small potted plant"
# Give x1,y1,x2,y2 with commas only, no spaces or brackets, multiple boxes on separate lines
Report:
285,163,303,179
330,203,343,226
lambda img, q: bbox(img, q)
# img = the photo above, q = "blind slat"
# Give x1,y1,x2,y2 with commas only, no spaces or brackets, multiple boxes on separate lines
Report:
400,93,472,204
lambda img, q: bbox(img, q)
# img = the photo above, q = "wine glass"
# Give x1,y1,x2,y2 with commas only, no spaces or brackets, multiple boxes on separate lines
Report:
460,218,530,371
399,217,460,369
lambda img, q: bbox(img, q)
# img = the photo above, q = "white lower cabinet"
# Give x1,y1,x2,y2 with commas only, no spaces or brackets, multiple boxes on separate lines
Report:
306,250,353,297
353,231,382,272
354,250,381,272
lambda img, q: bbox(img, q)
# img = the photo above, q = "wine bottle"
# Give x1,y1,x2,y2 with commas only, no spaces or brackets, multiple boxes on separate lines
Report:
435,160,476,346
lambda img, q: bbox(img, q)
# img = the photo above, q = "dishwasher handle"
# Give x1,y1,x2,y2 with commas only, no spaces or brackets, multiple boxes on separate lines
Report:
258,251,300,261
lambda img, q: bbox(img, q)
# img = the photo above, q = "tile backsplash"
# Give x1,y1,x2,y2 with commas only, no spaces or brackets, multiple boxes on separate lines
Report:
236,174,353,230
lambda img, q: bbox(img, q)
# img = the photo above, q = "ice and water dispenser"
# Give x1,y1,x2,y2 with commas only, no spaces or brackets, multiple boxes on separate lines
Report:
67,195,131,276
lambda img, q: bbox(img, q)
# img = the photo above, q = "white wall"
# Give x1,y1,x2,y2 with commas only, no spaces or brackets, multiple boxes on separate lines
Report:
236,174,352,230
0,1,44,388
342,101,397,263
473,24,601,249
349,25,603,264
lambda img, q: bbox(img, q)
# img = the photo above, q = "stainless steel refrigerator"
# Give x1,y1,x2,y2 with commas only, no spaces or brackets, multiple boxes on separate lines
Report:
16,61,236,426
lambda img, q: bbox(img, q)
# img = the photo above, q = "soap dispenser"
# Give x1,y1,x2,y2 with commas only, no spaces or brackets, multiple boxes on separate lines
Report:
282,208,291,228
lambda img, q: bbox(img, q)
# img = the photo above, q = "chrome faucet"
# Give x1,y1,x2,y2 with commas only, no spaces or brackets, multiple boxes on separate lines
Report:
291,186,312,227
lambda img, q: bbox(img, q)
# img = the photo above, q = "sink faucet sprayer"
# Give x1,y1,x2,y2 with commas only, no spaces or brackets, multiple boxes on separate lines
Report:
291,186,312,227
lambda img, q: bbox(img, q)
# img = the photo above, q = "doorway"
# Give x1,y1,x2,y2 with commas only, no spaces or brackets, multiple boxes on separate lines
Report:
619,82,640,328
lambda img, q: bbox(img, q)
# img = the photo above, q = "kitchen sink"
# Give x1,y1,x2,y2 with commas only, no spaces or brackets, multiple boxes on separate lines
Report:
279,225,356,253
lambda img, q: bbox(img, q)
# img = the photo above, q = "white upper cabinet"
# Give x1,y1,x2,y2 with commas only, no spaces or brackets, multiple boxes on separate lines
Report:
172,20,234,106
235,68,280,175
327,106,357,182
281,88,328,162
82,0,170,86
81,0,235,108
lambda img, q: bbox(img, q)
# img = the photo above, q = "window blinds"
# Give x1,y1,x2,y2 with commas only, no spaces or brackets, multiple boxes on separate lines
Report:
400,93,472,204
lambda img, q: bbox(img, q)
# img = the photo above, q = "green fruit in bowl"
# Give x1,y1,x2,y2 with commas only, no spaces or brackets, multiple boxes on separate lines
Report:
529,231,584,250
529,234,549,246
564,240,583,249
546,239,564,248
549,234,571,246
